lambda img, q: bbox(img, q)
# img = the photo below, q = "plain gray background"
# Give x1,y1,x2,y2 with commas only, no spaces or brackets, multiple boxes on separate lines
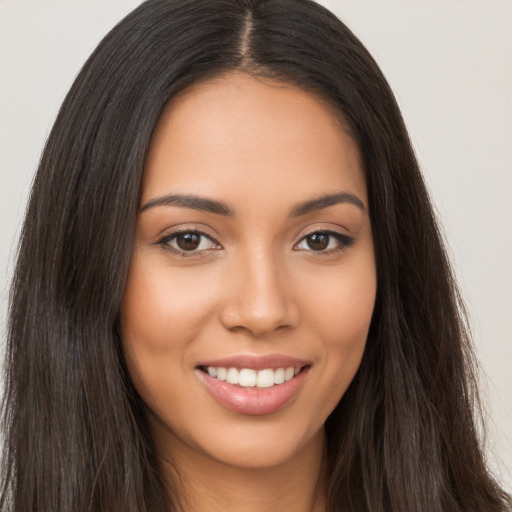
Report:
1,0,511,491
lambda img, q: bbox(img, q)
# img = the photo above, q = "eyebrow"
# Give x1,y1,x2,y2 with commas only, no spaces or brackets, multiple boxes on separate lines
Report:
140,194,234,216
140,191,365,216
289,192,366,216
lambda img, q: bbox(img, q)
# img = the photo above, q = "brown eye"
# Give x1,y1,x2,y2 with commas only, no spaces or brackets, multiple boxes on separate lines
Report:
158,230,219,255
306,232,330,251
176,232,201,251
295,230,355,254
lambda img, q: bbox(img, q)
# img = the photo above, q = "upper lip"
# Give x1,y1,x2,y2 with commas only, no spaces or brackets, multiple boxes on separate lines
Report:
196,354,312,371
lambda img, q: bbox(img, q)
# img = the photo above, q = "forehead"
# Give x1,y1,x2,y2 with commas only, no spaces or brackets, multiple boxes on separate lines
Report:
142,71,366,210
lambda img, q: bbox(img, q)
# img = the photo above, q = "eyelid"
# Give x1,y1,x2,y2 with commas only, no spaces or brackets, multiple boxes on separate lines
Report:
155,227,222,257
294,227,355,254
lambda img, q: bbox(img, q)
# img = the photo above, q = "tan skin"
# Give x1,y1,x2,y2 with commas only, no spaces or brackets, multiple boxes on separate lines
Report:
120,71,377,512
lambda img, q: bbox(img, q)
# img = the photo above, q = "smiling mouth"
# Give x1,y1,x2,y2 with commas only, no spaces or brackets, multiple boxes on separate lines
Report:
196,363,311,415
198,365,309,389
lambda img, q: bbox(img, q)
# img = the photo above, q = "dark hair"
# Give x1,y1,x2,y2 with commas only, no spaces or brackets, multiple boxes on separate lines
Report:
2,0,510,510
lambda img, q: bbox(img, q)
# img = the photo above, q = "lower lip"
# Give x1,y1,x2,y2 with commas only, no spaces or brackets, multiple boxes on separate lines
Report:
196,367,310,416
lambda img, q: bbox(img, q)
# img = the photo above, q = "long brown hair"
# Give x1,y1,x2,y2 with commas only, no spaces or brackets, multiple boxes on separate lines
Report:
2,0,510,510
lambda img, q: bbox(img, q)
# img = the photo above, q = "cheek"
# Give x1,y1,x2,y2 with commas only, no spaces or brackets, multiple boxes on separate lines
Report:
305,253,376,398
118,256,214,398
120,253,215,346
306,248,376,343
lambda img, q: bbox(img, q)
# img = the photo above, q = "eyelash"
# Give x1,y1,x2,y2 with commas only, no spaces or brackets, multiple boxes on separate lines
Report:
155,229,355,257
155,229,221,258
296,230,355,255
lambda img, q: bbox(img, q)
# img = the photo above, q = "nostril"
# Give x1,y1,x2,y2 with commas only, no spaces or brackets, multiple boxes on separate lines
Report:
219,300,300,336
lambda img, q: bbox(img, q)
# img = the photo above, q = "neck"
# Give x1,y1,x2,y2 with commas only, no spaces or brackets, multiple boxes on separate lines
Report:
157,428,327,512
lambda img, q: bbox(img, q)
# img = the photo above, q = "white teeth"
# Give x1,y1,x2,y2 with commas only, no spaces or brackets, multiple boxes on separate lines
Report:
238,368,256,387
274,368,285,384
206,366,302,388
226,367,239,385
256,369,275,388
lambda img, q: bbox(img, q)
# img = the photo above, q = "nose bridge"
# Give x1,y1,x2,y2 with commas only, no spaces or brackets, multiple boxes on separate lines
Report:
219,241,298,335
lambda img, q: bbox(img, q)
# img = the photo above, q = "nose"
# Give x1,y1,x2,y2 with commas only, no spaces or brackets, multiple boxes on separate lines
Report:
219,248,300,337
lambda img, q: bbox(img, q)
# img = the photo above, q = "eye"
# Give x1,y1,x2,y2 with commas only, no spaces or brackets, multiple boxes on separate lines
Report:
295,230,354,253
157,230,220,255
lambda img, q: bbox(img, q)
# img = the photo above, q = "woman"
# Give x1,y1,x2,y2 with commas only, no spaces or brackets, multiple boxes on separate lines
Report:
1,0,510,510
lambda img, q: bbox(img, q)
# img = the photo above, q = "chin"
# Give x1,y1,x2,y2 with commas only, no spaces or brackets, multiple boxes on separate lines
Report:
149,406,326,472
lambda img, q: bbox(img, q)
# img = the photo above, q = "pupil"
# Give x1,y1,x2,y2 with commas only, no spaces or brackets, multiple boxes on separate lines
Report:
177,232,200,251
307,233,329,251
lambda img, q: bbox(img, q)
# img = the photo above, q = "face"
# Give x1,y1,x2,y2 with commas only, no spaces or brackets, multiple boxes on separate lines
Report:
120,72,376,470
